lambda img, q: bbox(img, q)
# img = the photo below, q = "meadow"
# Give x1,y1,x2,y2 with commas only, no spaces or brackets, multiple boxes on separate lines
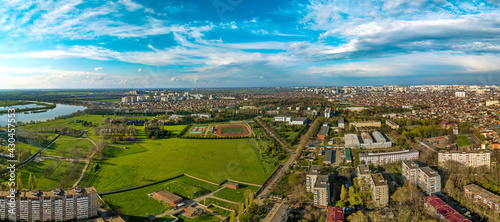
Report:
83,125,278,192
42,135,94,158
457,135,472,147
13,159,84,190
101,176,219,219
213,184,260,202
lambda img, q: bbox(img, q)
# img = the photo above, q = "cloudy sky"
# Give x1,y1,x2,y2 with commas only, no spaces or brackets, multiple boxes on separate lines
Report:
2,0,500,89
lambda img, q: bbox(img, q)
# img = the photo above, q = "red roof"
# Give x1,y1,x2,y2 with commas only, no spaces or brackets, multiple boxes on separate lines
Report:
326,207,344,222
424,195,471,222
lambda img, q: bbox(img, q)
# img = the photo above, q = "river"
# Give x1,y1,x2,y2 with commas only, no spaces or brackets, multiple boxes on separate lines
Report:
0,103,87,126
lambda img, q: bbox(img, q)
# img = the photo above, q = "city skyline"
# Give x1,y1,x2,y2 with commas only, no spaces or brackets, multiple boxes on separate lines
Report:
2,0,500,89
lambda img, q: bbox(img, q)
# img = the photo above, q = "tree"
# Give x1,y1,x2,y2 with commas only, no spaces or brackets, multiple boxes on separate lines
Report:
347,211,368,222
28,173,33,190
17,172,22,191
340,185,347,201
33,175,37,189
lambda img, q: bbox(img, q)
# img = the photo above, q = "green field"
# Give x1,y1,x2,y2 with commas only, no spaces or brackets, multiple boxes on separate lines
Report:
82,125,277,192
220,126,246,134
457,135,472,147
21,114,107,131
213,184,260,202
43,135,94,158
203,198,238,210
12,159,84,190
101,176,219,218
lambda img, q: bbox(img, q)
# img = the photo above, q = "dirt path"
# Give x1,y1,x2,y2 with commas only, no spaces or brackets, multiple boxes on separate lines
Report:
227,179,262,187
184,174,220,186
72,137,97,188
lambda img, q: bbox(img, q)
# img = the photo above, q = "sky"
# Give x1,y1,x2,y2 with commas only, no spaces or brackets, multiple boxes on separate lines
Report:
2,0,500,89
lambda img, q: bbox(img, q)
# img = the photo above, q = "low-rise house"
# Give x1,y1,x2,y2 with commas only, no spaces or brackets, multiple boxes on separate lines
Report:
464,184,500,214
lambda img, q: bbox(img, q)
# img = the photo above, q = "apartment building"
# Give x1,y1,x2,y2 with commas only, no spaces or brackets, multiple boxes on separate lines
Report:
369,173,389,207
306,165,320,193
464,184,500,214
402,161,441,195
424,195,471,222
438,150,490,168
313,175,331,207
344,131,392,149
385,120,400,129
338,118,345,129
402,160,419,185
349,121,381,128
356,164,371,190
0,187,98,222
418,167,441,195
263,203,289,222
359,149,419,165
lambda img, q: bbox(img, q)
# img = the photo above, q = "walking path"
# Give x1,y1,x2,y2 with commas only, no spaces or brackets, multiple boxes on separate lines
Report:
72,137,97,188
254,116,318,203
184,174,220,186
227,179,262,187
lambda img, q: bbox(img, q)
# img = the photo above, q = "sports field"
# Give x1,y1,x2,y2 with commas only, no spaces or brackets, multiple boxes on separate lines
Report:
457,135,472,147
221,126,246,134
82,125,277,192
214,124,251,137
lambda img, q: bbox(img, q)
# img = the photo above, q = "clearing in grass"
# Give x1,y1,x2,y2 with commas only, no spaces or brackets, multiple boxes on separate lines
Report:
457,135,472,147
213,184,260,203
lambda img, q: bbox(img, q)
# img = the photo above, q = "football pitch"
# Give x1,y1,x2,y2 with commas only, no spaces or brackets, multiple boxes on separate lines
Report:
220,126,246,134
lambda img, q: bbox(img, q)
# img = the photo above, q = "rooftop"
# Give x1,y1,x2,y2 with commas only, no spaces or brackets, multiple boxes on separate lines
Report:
318,126,330,136
308,165,320,175
403,160,419,169
371,173,387,186
263,203,289,222
155,190,183,202
314,175,330,188
0,187,97,199
359,149,419,157
357,164,371,175
326,207,344,222
419,166,440,177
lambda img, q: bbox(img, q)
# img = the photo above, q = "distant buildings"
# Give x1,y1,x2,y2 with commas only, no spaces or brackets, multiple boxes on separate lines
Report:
402,160,441,195
464,184,500,214
324,108,332,118
290,117,308,125
262,203,289,222
326,207,344,222
369,173,389,207
359,149,419,165
385,120,400,129
349,121,381,128
344,131,392,149
274,116,308,125
438,150,490,168
313,175,331,207
424,195,471,222
0,187,98,221
121,96,137,103
455,91,466,97
323,149,334,165
190,113,212,119
317,124,330,140
338,118,345,129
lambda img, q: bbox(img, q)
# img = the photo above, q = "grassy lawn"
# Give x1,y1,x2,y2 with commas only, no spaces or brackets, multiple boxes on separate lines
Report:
11,159,84,190
102,176,219,218
213,184,260,203
83,125,277,192
220,126,246,134
177,213,220,222
43,135,94,158
203,198,238,210
457,135,472,147
21,114,108,131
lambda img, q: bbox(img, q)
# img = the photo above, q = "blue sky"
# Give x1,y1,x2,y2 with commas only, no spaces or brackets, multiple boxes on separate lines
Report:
2,0,500,89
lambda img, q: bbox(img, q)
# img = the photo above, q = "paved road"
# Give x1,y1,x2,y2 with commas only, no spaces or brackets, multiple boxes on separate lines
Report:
254,116,318,203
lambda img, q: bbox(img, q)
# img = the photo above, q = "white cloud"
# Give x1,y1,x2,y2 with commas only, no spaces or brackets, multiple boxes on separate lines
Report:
94,67,102,71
